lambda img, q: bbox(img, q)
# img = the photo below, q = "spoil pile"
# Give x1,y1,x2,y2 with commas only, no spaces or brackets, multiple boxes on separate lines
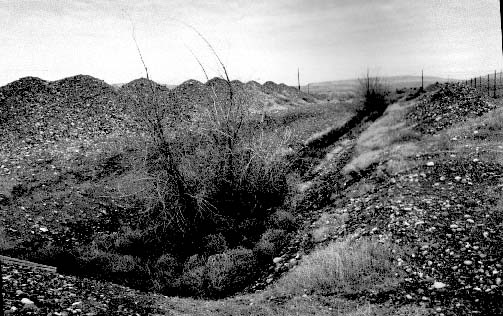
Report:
407,84,495,134
0,75,131,145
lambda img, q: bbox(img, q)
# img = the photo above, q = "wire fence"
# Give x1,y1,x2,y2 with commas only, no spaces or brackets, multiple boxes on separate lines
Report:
463,70,503,98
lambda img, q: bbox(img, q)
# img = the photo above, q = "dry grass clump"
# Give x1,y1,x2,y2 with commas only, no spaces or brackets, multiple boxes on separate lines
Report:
423,104,503,165
343,149,382,175
345,304,431,316
0,227,18,252
0,176,17,202
205,247,257,296
443,102,503,140
344,100,421,175
274,238,401,296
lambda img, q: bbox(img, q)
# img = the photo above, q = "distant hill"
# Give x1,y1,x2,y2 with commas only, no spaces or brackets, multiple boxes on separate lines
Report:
303,75,459,99
112,82,177,90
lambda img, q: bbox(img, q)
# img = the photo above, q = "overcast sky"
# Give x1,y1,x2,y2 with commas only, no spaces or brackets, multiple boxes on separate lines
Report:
1,0,501,86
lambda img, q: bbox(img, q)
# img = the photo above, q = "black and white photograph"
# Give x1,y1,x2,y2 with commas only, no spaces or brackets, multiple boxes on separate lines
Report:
1,1,503,315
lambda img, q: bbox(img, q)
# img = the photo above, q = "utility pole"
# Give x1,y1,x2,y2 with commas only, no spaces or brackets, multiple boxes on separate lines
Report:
421,69,424,91
500,0,503,56
297,68,300,91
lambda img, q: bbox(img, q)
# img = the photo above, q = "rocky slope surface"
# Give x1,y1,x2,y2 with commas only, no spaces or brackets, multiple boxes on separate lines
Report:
2,260,164,315
406,84,496,134
2,79,502,315
336,154,503,315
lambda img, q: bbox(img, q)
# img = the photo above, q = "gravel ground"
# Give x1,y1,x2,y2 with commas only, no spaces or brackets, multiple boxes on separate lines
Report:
407,84,496,134
2,80,503,315
334,153,503,315
2,260,164,315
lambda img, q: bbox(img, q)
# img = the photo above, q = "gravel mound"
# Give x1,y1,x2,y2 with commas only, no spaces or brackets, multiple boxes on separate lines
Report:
407,84,496,134
0,75,138,182
0,75,131,144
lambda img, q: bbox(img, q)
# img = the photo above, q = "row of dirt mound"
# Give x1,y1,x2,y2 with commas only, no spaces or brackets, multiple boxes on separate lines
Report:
0,74,318,177
169,77,319,113
0,74,318,144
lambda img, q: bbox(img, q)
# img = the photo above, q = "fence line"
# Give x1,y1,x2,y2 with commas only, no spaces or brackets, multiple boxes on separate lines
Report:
464,70,503,98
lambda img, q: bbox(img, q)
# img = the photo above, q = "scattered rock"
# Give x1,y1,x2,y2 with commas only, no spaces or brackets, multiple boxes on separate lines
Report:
273,257,284,264
432,281,447,289
20,298,34,305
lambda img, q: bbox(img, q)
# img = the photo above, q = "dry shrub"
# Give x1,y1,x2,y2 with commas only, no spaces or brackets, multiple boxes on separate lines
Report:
92,232,115,252
155,253,180,277
275,238,401,296
267,210,298,232
254,228,289,259
78,247,149,288
201,233,228,256
109,254,138,273
205,247,257,296
153,253,181,292
357,73,390,118
106,37,293,296
180,265,207,297
112,226,145,255
116,82,292,252
178,254,207,296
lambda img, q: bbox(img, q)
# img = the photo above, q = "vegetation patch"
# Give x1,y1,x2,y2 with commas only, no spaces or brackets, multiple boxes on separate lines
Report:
274,238,402,296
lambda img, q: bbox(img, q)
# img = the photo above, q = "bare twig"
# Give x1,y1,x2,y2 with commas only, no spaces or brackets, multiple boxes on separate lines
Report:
123,11,150,80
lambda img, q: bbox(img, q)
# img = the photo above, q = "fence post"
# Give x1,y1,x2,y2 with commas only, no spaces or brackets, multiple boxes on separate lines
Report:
475,77,477,88
494,70,497,98
500,71,502,96
488,74,490,96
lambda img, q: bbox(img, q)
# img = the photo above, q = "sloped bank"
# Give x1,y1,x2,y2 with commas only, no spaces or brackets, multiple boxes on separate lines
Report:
283,83,503,315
